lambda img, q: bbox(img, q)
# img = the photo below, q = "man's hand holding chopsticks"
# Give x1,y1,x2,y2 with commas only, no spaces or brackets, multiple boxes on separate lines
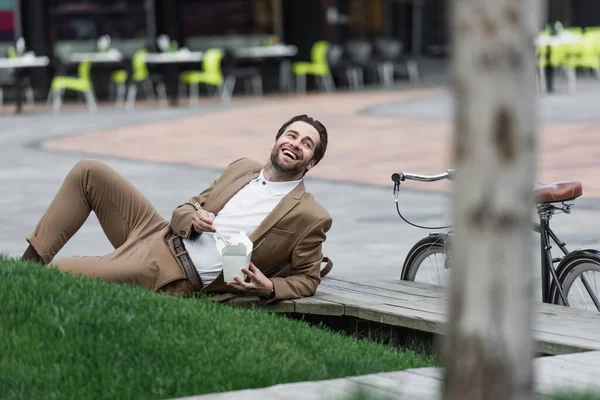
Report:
192,210,216,233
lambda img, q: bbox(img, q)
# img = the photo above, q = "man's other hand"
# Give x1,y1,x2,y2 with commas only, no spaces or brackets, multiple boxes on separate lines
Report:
227,263,275,297
192,210,216,233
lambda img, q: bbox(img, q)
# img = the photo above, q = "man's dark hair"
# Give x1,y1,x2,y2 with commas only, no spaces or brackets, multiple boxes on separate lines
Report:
275,114,328,166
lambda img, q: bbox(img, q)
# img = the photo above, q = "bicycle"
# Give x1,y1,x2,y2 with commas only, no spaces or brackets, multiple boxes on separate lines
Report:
392,170,600,312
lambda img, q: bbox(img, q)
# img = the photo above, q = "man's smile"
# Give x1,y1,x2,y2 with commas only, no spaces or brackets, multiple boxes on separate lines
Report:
281,148,299,161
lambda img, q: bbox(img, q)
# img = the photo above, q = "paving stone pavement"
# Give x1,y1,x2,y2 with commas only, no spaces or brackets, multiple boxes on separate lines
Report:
1,80,600,296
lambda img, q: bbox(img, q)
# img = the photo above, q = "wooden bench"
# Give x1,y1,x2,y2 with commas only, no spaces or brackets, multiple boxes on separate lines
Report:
188,351,600,399
229,277,600,355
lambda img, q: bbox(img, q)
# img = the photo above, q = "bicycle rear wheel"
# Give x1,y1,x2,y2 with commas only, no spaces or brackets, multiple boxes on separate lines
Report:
401,234,449,286
551,252,600,312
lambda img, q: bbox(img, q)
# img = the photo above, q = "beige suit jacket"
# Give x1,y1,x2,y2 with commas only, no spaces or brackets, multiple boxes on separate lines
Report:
169,158,332,301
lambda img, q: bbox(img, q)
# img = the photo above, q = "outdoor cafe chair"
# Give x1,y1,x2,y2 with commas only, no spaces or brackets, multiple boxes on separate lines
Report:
322,44,345,89
372,37,420,86
292,40,335,93
565,31,600,78
220,50,263,99
342,39,373,90
125,49,167,111
47,59,97,113
109,69,128,108
178,48,227,104
536,29,579,93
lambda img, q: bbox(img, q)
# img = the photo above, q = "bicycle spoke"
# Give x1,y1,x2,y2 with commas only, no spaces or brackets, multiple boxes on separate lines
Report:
423,255,435,284
435,253,443,285
416,249,448,286
580,272,600,311
572,278,588,310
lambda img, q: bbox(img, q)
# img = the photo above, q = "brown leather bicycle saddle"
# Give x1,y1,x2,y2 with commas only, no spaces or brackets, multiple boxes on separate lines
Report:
535,181,582,203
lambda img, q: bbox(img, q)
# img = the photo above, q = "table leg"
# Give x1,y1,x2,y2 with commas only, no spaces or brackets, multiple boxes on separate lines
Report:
279,59,292,93
164,64,180,107
544,44,554,93
15,71,25,114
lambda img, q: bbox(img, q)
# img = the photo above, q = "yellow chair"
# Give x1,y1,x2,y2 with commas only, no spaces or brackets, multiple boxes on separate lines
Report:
48,60,97,113
536,29,579,93
125,49,167,110
109,69,128,108
292,41,335,93
178,48,226,104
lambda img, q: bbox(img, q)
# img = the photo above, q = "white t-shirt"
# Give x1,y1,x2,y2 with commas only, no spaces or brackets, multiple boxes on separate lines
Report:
183,170,301,285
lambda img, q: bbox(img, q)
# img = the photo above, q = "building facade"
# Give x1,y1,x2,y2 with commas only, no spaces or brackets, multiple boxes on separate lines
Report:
0,0,598,97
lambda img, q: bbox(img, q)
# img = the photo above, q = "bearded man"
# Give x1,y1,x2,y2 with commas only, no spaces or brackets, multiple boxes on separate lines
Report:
22,114,332,302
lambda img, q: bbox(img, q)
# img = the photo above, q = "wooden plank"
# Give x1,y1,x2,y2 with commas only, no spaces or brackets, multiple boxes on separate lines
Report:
322,277,448,299
321,281,600,353
535,333,597,354
183,353,600,399
319,285,449,315
347,277,449,293
404,367,443,380
534,351,600,394
291,296,345,316
227,296,295,313
347,304,445,334
317,285,448,333
349,370,440,397
322,278,447,301
263,301,296,313
230,279,600,355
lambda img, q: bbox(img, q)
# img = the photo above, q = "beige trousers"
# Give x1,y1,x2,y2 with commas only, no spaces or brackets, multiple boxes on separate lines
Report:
27,160,191,295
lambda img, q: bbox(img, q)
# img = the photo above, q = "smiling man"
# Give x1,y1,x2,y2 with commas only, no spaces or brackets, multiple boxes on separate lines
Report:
22,114,332,302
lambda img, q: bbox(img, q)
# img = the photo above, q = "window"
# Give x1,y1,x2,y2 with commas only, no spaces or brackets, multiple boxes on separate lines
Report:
178,0,275,37
0,0,15,41
49,0,147,41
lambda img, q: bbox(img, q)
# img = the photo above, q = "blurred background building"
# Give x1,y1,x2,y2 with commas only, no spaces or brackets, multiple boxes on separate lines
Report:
0,0,599,103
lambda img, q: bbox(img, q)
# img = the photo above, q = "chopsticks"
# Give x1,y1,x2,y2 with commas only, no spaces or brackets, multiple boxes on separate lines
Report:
194,201,228,244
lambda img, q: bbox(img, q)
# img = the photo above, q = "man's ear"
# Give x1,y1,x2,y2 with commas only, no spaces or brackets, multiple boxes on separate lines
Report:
305,159,317,172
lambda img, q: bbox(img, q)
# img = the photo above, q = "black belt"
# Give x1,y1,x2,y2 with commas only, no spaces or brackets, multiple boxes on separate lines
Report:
172,235,203,291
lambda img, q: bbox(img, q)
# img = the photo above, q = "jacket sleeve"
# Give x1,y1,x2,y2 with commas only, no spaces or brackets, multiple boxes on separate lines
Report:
170,158,246,240
267,216,332,301
170,180,216,240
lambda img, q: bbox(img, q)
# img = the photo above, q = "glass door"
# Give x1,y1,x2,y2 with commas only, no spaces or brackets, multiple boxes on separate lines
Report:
177,0,278,51
48,0,149,62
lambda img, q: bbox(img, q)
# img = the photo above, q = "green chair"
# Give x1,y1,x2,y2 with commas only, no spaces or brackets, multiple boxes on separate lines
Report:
48,59,97,113
535,30,579,93
109,69,128,108
178,48,227,104
125,49,167,111
292,41,335,93
566,31,600,78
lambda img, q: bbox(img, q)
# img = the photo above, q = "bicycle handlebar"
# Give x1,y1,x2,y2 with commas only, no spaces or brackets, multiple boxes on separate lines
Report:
391,169,457,183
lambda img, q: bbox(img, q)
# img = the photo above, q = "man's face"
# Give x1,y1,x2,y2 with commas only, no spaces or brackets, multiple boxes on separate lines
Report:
270,121,320,177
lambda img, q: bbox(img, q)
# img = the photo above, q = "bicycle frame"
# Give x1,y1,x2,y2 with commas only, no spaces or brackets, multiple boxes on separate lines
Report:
534,216,569,304
392,170,577,306
536,202,600,308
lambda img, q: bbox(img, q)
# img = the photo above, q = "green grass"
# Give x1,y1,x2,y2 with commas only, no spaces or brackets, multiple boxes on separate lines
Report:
0,256,434,400
550,392,600,400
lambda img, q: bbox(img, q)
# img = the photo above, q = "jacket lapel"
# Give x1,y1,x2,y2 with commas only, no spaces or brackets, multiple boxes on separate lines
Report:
204,170,259,214
250,181,305,243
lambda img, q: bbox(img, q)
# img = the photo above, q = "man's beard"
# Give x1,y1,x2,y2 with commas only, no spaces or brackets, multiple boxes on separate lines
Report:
270,147,306,176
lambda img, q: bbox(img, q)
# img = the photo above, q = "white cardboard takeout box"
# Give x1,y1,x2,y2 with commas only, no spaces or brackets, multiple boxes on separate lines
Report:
216,231,253,282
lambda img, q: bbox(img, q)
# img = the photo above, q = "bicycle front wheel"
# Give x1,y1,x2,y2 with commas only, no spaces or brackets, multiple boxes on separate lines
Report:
401,234,449,286
551,252,600,312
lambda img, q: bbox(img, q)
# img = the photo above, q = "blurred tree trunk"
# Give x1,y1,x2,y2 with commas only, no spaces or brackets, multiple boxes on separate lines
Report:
443,1,543,399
